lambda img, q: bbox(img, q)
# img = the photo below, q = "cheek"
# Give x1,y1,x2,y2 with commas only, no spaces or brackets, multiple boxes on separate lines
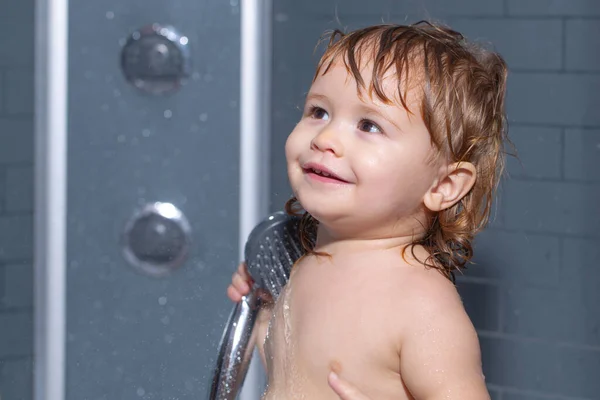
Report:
358,152,434,204
285,126,305,162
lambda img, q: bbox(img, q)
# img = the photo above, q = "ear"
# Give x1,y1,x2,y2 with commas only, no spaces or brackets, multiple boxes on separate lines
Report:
423,162,477,212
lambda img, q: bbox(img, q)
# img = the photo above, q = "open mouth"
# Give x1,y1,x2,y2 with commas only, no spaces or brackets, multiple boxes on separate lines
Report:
302,166,349,184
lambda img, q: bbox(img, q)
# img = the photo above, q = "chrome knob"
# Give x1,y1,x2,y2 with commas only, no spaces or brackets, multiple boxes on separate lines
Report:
122,202,191,277
120,24,191,95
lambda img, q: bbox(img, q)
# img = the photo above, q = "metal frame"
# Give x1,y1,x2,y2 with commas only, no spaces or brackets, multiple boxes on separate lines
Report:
238,0,273,398
33,0,68,398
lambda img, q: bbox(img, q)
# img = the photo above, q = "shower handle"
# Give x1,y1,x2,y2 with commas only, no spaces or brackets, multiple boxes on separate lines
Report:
210,289,261,400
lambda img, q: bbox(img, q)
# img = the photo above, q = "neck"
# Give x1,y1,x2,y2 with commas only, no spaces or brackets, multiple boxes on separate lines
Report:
314,222,426,256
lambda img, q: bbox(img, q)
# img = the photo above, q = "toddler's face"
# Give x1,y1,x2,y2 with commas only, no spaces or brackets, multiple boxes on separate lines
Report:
285,62,441,236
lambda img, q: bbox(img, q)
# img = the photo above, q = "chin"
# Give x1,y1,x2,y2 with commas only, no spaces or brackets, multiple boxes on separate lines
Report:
296,192,348,224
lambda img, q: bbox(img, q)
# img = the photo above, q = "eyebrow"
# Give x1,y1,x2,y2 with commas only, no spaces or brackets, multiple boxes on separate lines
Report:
305,92,329,103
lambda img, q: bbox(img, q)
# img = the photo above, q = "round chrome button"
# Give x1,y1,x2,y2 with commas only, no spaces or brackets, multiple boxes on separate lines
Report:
122,202,191,277
120,24,192,95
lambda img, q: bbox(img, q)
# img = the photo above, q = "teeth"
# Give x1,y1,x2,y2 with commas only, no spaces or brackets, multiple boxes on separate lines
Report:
311,168,333,178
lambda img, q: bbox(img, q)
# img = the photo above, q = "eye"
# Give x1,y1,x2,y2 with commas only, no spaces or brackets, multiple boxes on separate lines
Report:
358,119,382,134
308,105,329,121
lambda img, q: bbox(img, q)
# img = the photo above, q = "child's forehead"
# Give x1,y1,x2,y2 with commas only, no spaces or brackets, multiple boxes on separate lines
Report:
313,58,423,107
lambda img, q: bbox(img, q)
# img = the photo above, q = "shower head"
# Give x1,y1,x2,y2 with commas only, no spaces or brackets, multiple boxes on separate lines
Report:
244,211,304,298
209,211,305,400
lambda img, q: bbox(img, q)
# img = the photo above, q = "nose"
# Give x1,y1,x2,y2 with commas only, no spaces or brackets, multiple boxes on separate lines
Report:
310,125,344,156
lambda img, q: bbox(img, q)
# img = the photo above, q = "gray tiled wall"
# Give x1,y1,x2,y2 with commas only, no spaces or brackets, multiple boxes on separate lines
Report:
270,0,600,399
0,0,34,398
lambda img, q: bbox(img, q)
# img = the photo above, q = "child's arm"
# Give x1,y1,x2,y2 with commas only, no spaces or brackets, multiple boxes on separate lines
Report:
253,306,272,368
398,289,490,400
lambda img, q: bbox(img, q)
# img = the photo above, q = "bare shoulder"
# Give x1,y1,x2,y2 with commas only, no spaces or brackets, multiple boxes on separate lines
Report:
402,265,467,321
381,254,467,322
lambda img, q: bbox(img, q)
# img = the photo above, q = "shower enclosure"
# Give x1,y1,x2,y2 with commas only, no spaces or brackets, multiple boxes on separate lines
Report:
21,0,272,399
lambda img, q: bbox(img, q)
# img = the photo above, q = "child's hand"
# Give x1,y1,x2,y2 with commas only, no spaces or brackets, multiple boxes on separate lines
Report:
226,262,254,302
328,372,371,400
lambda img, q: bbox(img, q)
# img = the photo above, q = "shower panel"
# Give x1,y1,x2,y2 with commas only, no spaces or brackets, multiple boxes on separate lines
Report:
35,0,271,398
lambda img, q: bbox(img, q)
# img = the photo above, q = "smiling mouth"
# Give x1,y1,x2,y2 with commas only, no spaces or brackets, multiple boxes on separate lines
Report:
302,167,350,184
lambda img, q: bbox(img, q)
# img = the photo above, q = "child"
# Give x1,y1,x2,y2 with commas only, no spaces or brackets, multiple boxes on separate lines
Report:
227,21,508,400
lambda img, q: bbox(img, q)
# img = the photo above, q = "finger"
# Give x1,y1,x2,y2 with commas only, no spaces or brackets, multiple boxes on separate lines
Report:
226,285,243,302
238,262,253,281
328,372,370,400
232,272,251,294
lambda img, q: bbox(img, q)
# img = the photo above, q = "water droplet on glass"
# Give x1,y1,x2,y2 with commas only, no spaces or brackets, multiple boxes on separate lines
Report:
142,129,151,137
158,296,168,306
204,73,213,82
199,113,208,122
192,72,201,80
106,11,114,19
164,109,173,118
136,387,145,396
117,135,126,143
165,334,174,344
